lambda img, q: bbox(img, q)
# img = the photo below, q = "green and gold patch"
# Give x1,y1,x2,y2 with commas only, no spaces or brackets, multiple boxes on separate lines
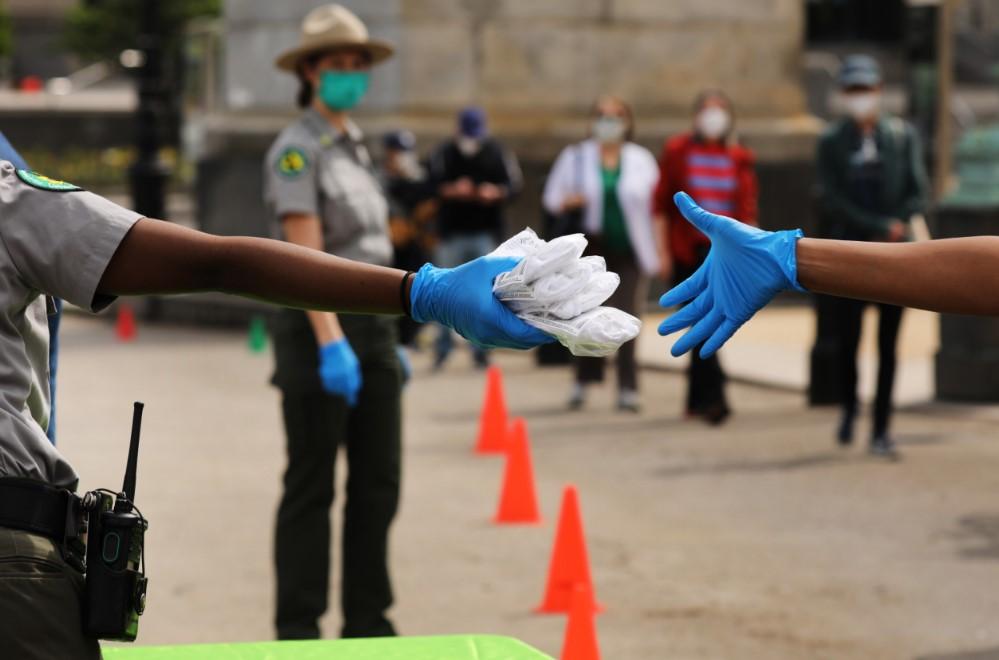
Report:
275,147,309,178
16,169,82,192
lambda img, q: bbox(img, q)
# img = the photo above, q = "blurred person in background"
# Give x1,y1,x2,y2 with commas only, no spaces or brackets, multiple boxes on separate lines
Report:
428,106,522,370
264,4,403,640
543,95,660,413
380,129,436,350
817,55,928,456
0,131,61,444
653,90,757,425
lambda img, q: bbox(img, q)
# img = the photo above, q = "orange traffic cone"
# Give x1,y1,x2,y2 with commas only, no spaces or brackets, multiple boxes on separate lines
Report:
561,584,601,660
494,418,542,525
115,303,136,342
536,485,602,614
475,366,507,454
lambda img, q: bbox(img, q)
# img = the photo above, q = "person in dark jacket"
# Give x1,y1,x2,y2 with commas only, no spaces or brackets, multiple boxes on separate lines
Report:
427,107,522,370
816,55,929,456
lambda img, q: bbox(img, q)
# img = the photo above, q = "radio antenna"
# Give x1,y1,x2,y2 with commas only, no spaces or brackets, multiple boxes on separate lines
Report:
121,401,144,504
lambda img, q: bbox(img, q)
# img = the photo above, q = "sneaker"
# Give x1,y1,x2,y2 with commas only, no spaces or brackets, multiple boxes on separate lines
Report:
869,434,900,459
617,389,641,413
837,412,855,447
568,384,585,411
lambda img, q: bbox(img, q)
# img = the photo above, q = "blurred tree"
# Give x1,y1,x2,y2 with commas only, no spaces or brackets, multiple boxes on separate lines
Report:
64,0,220,63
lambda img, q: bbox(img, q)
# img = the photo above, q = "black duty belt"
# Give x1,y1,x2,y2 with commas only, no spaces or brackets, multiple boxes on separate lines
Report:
0,477,87,569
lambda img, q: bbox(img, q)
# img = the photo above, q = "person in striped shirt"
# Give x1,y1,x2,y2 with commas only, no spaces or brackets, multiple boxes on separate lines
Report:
653,90,758,425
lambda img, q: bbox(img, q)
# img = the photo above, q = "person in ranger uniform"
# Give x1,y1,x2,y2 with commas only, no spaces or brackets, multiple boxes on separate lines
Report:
264,4,405,640
0,160,551,658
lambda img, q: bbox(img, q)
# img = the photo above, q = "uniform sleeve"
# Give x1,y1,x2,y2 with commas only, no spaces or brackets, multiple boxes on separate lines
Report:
0,165,141,311
264,140,319,218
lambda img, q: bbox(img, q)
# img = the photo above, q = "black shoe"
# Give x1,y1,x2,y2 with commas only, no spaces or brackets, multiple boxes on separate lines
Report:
869,434,900,459
691,402,730,426
836,413,855,447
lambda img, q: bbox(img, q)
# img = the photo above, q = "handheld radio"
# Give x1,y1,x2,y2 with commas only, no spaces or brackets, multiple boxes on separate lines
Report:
82,402,149,641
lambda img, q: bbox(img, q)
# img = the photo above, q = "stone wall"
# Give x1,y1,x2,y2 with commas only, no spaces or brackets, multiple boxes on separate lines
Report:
225,0,806,120
204,0,820,244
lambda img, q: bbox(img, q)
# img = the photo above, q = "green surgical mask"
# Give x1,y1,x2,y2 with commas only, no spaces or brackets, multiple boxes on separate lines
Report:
318,70,370,111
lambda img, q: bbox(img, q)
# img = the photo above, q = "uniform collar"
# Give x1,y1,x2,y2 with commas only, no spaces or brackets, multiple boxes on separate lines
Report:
303,108,364,147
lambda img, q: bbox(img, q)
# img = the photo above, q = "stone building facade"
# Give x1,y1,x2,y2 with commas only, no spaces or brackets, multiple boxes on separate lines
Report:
200,0,820,240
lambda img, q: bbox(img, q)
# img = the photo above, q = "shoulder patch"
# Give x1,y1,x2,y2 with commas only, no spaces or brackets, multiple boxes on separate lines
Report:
275,147,309,178
16,169,82,192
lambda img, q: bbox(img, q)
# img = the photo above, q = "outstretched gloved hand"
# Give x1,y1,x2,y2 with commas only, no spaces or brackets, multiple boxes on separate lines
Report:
658,192,806,358
318,337,362,406
410,256,555,350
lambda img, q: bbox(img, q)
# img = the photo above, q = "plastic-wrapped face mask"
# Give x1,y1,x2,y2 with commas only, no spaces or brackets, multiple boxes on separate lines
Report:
546,271,620,320
494,233,587,286
523,307,642,358
492,228,546,258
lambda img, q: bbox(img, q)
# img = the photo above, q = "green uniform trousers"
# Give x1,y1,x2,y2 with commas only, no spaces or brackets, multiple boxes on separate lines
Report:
269,311,402,640
0,527,100,659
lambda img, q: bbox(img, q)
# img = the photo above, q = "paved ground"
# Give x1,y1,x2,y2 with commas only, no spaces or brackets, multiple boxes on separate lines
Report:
55,313,999,659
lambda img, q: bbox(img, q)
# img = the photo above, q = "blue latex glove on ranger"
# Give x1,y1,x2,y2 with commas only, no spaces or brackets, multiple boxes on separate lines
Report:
410,256,555,350
318,337,362,406
658,192,807,359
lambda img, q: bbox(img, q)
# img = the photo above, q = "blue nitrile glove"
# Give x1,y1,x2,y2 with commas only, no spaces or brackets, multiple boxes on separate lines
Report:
395,345,411,386
409,256,556,350
318,337,362,406
658,192,806,359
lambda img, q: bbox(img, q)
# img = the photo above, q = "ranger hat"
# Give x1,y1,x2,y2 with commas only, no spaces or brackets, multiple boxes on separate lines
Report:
275,4,394,72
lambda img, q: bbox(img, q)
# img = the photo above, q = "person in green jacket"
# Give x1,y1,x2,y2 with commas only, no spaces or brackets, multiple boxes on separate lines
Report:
815,54,929,457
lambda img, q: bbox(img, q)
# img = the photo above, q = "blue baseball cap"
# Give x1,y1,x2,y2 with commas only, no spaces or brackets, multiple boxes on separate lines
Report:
458,106,487,138
838,54,882,89
383,129,416,152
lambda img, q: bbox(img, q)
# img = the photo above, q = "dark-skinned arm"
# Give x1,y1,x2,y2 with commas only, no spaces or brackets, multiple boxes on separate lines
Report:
98,217,410,315
796,236,999,316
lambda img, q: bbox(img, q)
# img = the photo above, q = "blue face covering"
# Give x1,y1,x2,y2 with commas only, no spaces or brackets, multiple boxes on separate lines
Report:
318,70,370,111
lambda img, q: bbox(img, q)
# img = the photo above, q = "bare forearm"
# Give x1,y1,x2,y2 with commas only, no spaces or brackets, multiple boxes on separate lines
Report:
797,237,999,315
98,218,410,315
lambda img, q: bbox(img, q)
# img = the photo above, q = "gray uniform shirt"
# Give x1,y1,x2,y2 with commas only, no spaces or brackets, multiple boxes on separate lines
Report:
0,162,140,488
264,109,392,266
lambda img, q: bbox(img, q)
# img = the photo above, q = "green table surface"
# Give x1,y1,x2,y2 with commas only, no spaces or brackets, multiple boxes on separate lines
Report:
102,635,554,659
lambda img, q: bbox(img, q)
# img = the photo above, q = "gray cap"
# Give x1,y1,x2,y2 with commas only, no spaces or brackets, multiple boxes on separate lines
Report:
838,54,882,88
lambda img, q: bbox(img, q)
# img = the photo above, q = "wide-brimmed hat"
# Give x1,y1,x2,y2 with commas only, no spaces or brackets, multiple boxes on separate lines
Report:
275,4,394,73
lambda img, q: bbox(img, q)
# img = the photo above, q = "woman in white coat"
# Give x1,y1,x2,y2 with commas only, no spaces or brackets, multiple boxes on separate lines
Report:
542,95,660,412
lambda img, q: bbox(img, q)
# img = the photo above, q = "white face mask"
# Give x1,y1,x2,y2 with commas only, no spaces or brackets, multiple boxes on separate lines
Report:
395,151,421,180
696,107,731,140
843,92,881,121
457,136,481,157
592,116,626,144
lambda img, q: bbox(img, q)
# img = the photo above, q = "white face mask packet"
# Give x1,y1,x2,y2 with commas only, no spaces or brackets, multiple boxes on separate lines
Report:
546,271,620,319
523,306,641,358
515,233,587,284
492,228,545,258
497,262,592,313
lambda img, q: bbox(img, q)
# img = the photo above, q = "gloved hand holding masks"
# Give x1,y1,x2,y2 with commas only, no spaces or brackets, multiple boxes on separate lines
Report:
318,337,363,406
658,192,806,358
490,230,642,357
409,256,556,350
